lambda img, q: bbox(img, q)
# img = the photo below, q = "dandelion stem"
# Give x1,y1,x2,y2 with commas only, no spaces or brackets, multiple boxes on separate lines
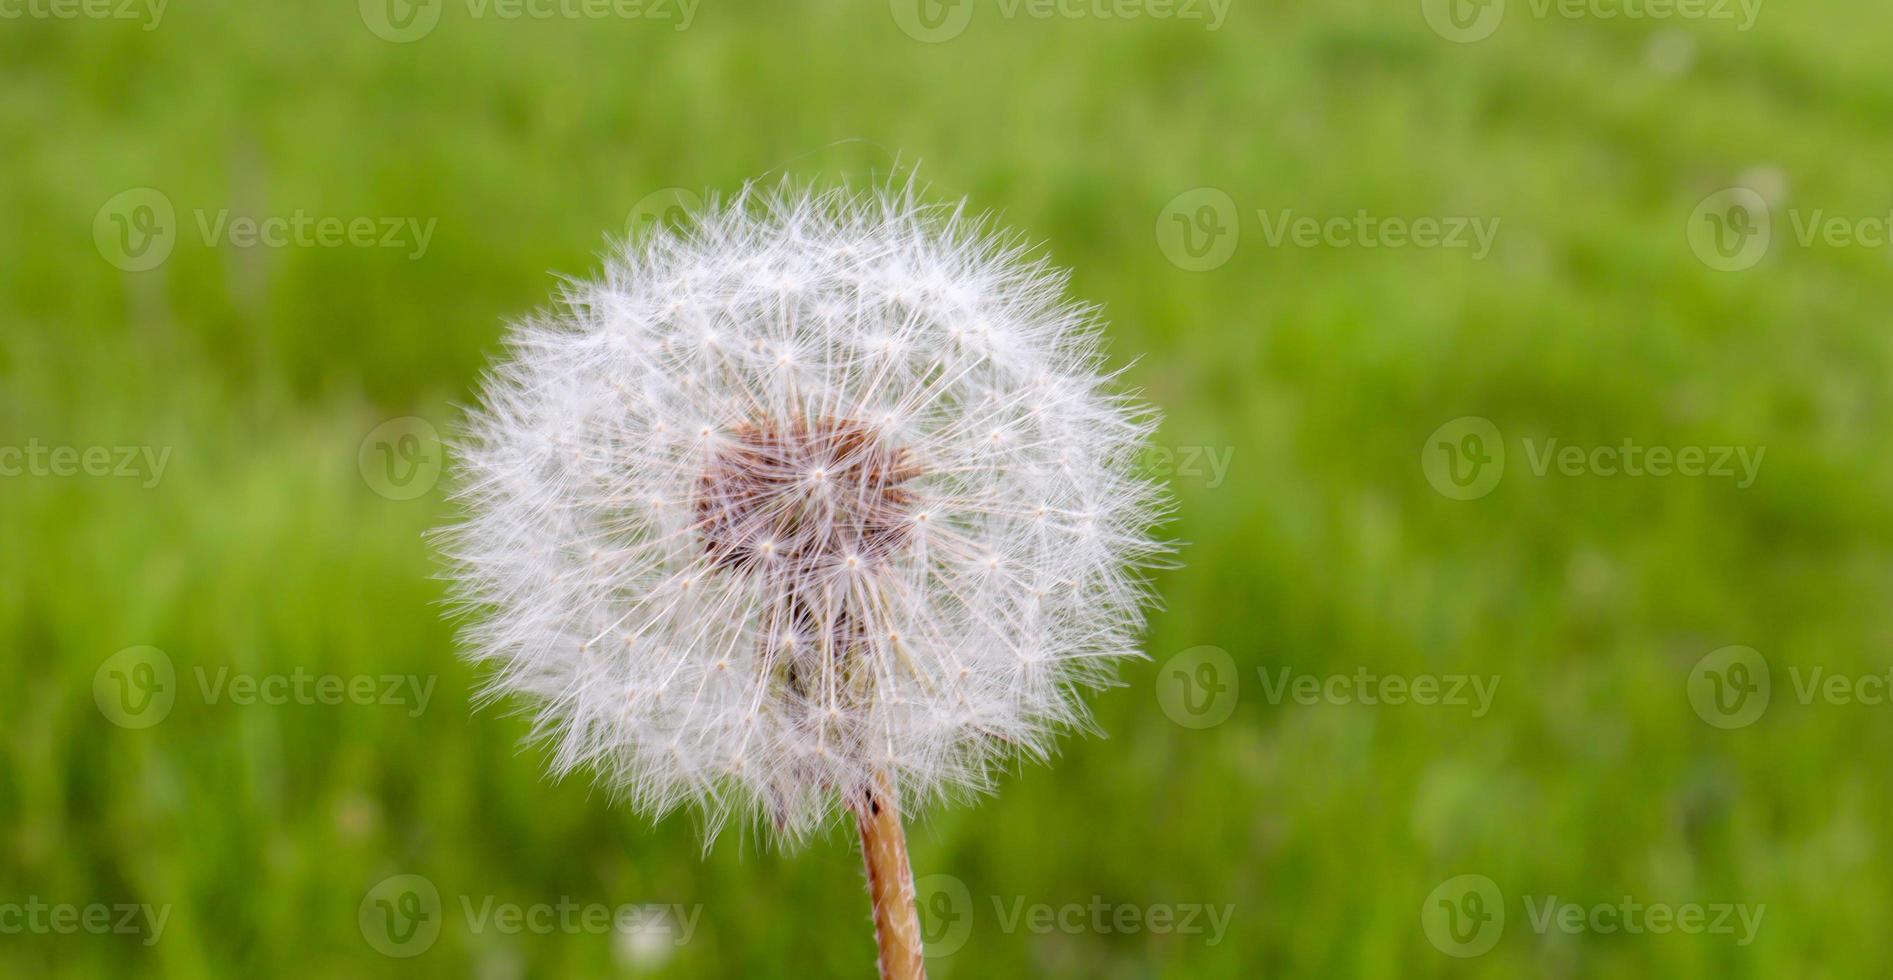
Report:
855,771,927,980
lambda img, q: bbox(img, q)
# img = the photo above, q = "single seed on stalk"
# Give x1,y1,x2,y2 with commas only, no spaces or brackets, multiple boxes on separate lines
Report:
438,181,1169,980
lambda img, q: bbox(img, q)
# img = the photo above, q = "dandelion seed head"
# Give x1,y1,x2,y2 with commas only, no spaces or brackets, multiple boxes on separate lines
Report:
440,181,1168,845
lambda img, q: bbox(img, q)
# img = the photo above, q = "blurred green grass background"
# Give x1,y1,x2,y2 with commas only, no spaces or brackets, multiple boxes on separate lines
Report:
6,0,1893,975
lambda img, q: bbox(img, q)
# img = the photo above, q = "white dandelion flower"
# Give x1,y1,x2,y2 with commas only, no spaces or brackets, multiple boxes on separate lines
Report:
440,182,1168,851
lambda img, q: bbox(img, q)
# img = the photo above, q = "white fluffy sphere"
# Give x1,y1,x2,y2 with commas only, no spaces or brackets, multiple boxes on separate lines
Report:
441,183,1167,843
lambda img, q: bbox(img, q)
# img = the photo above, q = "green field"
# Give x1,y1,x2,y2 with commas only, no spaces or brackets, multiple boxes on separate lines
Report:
6,0,1893,975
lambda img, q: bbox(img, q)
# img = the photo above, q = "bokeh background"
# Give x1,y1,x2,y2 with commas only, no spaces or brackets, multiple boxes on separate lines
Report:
6,0,1893,975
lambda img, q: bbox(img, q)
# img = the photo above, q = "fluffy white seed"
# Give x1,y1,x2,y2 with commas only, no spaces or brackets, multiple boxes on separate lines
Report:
439,182,1168,845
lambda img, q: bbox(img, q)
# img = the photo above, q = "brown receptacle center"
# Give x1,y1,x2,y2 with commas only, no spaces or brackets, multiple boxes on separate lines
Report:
694,418,919,579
